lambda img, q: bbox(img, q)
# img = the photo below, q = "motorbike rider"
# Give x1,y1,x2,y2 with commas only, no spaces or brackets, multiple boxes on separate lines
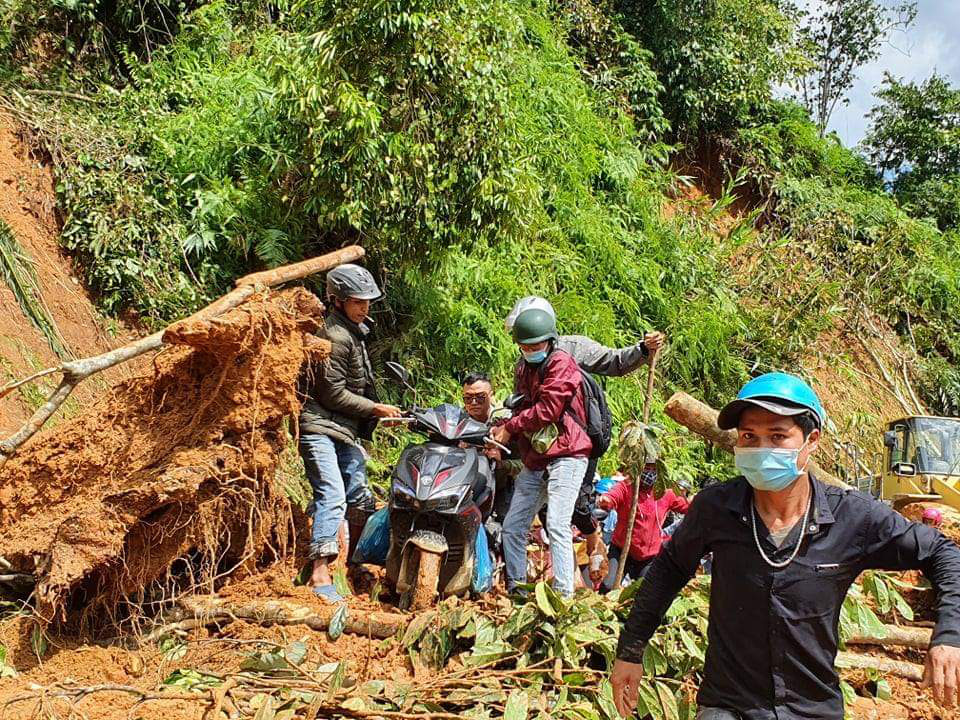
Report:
489,307,590,598
504,296,665,582
298,263,402,603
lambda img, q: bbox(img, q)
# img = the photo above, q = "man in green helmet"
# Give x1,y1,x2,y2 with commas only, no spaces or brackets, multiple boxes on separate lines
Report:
503,296,665,583
489,307,592,597
610,372,960,719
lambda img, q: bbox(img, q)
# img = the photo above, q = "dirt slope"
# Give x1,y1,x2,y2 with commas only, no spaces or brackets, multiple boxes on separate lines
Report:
0,114,127,435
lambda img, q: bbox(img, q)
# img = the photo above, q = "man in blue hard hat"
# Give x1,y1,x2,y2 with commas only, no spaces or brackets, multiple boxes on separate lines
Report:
610,372,960,719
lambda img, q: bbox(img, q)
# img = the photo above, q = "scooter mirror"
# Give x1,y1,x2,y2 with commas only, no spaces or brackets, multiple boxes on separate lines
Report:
503,393,524,411
385,361,412,387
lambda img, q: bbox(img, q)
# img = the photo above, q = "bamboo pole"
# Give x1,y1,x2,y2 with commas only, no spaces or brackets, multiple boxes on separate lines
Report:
846,624,932,650
0,245,364,467
835,651,924,681
614,349,659,588
154,596,408,641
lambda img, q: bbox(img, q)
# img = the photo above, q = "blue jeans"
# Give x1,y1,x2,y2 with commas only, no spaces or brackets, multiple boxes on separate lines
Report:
299,433,370,559
502,456,588,596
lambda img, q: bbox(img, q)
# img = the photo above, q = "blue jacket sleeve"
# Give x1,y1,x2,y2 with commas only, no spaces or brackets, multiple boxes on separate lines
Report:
860,499,960,648
616,490,709,662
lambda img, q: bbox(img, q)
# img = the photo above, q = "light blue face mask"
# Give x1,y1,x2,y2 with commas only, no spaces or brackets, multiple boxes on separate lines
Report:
734,443,808,491
522,349,548,364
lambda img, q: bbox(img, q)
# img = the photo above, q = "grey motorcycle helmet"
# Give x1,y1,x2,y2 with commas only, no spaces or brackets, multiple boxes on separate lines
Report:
504,295,555,333
326,263,383,302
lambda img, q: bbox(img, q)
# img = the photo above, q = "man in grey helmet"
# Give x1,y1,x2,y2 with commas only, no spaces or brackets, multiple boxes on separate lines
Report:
504,296,665,580
298,263,402,603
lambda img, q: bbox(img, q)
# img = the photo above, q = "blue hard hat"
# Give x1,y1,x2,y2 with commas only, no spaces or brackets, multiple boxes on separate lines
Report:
596,475,616,494
717,372,825,431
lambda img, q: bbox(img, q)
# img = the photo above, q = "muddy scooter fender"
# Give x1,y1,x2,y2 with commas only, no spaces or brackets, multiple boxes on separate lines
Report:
396,530,448,594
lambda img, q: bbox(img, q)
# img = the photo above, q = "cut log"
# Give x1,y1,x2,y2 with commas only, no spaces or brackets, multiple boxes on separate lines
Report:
0,245,364,467
159,596,408,641
846,625,932,650
835,651,924,681
664,391,850,489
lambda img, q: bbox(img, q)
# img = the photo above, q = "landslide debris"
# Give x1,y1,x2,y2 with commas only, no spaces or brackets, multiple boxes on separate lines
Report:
0,287,329,627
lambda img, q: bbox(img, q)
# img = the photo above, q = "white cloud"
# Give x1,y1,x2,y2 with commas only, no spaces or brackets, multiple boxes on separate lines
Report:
827,0,960,147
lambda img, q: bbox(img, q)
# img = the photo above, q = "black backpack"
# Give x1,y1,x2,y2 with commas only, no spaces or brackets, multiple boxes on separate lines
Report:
534,354,613,459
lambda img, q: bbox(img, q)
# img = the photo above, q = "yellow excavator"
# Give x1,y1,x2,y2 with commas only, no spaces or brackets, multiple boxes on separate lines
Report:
881,416,960,510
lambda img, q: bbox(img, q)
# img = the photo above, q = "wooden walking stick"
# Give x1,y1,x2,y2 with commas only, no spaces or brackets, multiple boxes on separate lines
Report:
614,346,660,588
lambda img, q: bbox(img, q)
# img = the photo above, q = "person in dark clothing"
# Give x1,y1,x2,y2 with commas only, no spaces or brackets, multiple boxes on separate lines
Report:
505,296,665,582
611,372,960,719
298,264,401,603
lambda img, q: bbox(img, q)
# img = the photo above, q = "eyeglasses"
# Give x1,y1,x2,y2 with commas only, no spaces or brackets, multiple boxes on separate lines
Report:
463,394,489,405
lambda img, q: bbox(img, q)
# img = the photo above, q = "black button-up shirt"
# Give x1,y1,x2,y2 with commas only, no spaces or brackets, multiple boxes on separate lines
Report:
616,475,960,719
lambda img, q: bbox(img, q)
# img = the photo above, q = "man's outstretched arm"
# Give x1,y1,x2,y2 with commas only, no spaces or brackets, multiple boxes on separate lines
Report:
557,333,664,377
613,492,707,715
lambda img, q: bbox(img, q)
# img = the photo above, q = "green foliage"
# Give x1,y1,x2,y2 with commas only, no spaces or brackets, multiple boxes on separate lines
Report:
0,218,70,358
240,641,308,674
398,580,707,717
0,645,16,679
614,0,808,136
0,0,209,80
863,72,960,230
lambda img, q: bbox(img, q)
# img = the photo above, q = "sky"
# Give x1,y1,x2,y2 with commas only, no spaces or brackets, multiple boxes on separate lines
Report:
825,0,960,148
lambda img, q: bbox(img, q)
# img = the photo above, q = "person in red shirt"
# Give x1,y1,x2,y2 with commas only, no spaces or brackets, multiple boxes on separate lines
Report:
597,463,689,591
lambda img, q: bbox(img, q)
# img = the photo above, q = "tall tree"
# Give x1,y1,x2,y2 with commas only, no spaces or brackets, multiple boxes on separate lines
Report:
863,72,960,230
793,0,916,135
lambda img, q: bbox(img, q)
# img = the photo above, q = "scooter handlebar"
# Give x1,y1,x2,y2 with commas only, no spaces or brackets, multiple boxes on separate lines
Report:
484,436,511,454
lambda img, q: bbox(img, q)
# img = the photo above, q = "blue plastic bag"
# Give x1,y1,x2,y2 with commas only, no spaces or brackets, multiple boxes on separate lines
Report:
472,525,494,594
351,506,390,566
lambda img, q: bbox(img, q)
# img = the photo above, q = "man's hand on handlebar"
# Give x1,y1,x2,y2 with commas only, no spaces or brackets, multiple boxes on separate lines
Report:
489,424,511,447
483,446,503,461
373,403,403,418
374,403,404,427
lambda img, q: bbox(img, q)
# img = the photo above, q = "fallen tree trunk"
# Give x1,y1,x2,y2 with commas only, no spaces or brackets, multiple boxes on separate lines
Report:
847,625,932,650
835,651,924,681
160,596,408,640
665,392,850,489
0,245,364,468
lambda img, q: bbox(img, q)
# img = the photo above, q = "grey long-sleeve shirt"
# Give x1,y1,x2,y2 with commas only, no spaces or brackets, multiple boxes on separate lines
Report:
555,335,649,377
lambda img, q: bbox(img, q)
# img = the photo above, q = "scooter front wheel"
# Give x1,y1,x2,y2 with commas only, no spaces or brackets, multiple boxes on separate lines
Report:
401,548,442,611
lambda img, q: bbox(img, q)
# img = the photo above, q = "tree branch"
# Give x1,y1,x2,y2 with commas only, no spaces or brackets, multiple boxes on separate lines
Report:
0,246,364,468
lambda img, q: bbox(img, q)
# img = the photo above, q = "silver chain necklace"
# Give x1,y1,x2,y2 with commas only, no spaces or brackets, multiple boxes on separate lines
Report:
751,485,812,569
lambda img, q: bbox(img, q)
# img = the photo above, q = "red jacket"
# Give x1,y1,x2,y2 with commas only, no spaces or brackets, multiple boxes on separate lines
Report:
504,350,591,470
604,479,690,562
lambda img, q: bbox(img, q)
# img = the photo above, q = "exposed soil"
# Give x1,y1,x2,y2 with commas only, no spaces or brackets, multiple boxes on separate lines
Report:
0,287,329,627
0,113,129,435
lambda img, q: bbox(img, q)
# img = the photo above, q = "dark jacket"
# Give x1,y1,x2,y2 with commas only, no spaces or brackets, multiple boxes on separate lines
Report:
616,476,960,720
504,349,591,471
299,309,379,443
555,335,648,376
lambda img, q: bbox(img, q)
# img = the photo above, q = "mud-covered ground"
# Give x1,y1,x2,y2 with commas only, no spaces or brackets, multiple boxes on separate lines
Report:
1,557,956,720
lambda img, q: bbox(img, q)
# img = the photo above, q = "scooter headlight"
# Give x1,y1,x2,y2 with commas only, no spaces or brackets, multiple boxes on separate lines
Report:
393,484,417,508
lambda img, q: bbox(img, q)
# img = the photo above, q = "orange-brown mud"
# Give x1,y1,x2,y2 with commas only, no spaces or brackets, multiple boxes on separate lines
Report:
0,597,412,720
0,113,127,435
0,287,330,627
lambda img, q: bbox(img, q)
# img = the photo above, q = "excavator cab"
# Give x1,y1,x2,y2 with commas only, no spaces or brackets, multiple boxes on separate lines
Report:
882,416,960,510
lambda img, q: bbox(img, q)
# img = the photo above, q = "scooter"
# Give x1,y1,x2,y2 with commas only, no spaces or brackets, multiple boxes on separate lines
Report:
382,363,508,610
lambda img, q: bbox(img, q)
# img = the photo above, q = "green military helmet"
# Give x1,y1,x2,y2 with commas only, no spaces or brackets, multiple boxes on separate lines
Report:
511,308,558,344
